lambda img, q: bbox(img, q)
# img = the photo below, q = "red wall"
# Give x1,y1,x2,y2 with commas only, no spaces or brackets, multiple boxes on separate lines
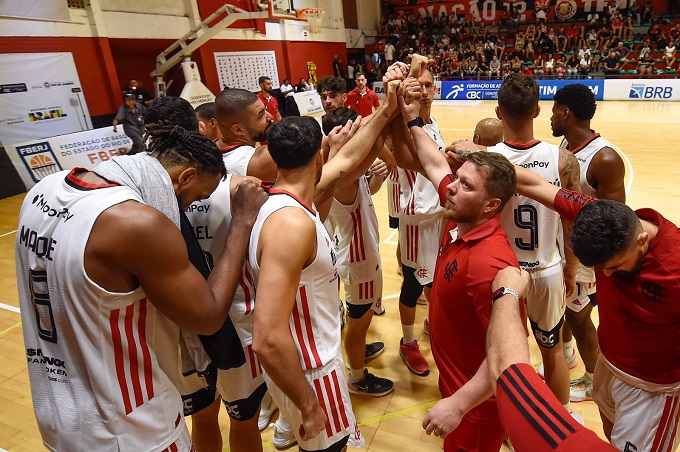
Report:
0,36,120,116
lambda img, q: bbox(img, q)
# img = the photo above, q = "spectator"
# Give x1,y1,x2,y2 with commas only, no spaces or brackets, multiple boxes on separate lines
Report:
556,26,568,52
489,55,502,78
556,59,566,78
521,63,534,77
280,78,297,117
566,24,580,51
511,55,524,73
535,5,547,24
637,49,655,76
598,24,614,50
603,51,622,74
478,56,491,78
615,41,632,68
670,23,680,42
112,93,146,155
296,77,309,92
534,54,546,76
580,53,593,77
611,14,623,39
566,53,580,78
648,23,662,46
641,0,654,24
122,78,153,105
587,11,600,28
628,2,641,25
385,40,396,67
333,55,346,77
664,39,677,70
545,53,556,76
622,16,634,41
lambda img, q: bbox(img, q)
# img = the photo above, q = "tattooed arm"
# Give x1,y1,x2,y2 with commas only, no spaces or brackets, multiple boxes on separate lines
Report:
559,148,582,297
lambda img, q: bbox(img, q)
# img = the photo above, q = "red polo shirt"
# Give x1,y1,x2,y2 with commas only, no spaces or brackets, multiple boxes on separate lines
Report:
554,188,680,384
430,175,522,421
344,88,380,118
257,92,279,122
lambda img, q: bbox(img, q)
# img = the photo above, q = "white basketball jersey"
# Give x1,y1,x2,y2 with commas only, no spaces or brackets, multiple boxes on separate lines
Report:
386,167,401,217
488,141,563,271
329,176,381,285
564,133,616,283
248,189,341,371
402,119,446,217
16,170,188,451
220,143,256,175
186,175,257,346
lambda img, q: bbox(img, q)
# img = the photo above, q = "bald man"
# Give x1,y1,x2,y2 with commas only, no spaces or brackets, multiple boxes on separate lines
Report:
473,118,504,146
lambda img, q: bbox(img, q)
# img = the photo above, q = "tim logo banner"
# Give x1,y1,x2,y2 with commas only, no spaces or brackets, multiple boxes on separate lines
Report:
16,141,63,183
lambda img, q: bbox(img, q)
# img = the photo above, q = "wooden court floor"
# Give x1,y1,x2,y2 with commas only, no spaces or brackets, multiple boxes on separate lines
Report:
0,99,678,451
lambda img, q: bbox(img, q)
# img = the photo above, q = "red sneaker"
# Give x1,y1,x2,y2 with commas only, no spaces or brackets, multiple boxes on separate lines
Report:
400,339,430,376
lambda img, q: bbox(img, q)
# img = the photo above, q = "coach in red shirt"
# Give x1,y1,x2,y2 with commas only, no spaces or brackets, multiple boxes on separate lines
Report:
396,74,524,451
344,73,380,117
257,76,281,123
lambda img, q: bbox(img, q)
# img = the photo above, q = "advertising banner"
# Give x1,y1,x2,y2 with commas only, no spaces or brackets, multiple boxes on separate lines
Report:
603,79,680,101
440,79,604,100
0,53,92,149
386,0,637,24
373,80,443,99
6,127,132,190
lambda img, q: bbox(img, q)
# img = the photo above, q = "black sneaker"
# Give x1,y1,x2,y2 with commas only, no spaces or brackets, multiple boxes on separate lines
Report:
365,342,385,362
348,369,394,397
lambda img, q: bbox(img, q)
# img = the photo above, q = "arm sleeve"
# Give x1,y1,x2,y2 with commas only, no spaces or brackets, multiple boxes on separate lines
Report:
437,174,455,207
114,106,126,121
553,188,597,222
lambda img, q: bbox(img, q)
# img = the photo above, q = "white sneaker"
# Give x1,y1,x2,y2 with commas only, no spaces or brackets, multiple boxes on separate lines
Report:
570,374,593,403
270,417,298,450
570,411,585,426
258,396,278,431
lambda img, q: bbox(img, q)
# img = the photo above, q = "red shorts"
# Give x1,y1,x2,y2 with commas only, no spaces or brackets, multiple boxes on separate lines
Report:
497,363,617,451
444,409,504,452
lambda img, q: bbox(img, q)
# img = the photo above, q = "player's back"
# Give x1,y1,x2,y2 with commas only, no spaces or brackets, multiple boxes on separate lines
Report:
488,140,562,271
249,189,341,371
15,170,188,451
564,133,616,197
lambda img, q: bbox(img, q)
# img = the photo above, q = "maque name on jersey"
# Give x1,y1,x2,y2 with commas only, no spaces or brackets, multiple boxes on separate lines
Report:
26,348,68,380
18,226,57,261
30,192,74,222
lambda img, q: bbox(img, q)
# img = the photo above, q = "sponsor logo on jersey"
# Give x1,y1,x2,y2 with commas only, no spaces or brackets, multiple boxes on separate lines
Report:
26,348,68,378
18,226,58,261
519,260,541,269
624,441,638,452
187,203,211,213
416,268,429,280
225,402,241,419
30,193,74,222
519,160,549,169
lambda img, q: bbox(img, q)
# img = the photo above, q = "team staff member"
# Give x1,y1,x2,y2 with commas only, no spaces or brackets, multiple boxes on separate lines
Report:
345,72,380,117
510,163,680,452
16,129,266,451
257,76,282,123
113,93,146,155
398,76,524,451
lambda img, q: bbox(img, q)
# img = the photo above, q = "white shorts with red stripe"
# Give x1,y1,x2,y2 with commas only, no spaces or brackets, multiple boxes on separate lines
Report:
593,357,680,452
566,281,596,313
161,432,195,452
216,344,266,419
345,273,383,309
264,352,364,451
399,213,443,285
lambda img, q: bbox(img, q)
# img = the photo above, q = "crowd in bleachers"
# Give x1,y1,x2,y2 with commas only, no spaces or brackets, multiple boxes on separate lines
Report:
373,0,679,80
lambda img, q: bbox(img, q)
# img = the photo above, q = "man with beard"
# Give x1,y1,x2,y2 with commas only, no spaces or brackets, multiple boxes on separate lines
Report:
258,76,282,122
550,84,626,406
397,76,524,451
344,72,380,118
507,164,680,452
214,88,278,181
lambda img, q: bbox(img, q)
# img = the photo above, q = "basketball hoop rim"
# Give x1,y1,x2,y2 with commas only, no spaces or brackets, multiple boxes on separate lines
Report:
297,7,325,20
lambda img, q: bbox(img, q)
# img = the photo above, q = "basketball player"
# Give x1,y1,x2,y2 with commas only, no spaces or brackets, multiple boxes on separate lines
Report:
214,88,278,181
399,75,524,450
506,165,680,452
473,118,504,146
316,76,347,113
196,101,221,141
321,107,394,398
487,268,618,452
455,74,582,415
387,66,446,376
551,84,626,404
250,79,401,451
203,88,297,449
15,128,266,451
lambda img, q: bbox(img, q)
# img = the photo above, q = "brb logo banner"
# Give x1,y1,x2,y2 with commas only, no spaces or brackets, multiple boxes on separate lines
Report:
441,79,604,101
604,79,680,101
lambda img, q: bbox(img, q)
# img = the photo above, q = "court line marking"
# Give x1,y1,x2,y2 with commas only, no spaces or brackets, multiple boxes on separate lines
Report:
0,303,20,313
0,229,17,238
383,229,398,245
0,321,22,337
358,399,438,426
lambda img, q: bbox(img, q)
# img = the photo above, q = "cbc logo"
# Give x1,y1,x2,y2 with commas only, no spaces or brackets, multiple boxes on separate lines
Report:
465,91,482,99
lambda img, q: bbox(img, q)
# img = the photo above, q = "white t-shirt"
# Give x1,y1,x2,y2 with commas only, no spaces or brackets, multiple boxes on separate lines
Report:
280,83,294,98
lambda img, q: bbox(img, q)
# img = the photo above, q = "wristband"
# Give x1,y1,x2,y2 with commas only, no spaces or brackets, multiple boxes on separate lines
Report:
491,287,520,305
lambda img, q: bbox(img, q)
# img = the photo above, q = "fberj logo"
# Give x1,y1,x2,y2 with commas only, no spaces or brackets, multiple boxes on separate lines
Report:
16,141,63,183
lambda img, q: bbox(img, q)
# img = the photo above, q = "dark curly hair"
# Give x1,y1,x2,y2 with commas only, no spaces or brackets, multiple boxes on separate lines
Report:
268,116,323,169
553,84,597,121
572,200,640,267
321,107,358,135
316,76,346,95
